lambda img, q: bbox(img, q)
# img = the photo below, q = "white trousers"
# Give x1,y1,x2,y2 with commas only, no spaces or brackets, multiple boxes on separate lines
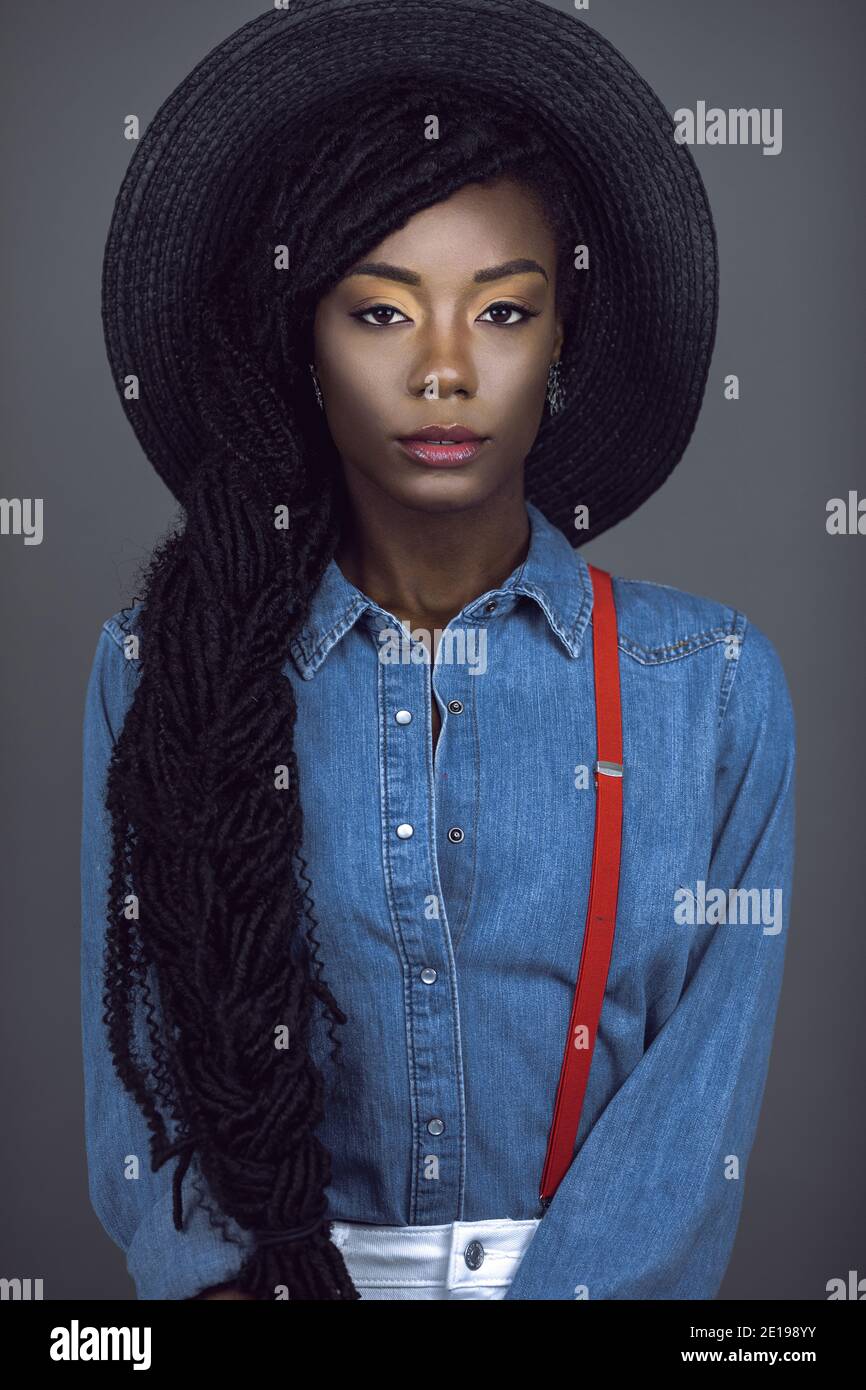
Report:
329,1217,541,1300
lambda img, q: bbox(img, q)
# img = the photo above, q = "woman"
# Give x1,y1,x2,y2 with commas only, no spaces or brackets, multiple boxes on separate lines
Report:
82,0,796,1301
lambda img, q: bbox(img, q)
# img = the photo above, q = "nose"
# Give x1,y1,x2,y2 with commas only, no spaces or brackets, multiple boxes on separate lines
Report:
407,324,478,400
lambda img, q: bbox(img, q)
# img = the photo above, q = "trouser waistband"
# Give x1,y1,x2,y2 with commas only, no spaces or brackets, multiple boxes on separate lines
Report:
328,1217,540,1296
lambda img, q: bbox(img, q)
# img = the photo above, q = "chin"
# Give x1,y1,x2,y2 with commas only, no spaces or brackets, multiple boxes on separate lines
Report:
395,477,495,513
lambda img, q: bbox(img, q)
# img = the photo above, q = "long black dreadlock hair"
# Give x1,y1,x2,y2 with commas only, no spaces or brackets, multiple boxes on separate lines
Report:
102,81,584,1300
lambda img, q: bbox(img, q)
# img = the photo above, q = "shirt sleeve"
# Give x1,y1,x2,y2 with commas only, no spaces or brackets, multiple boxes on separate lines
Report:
504,616,796,1300
80,623,255,1299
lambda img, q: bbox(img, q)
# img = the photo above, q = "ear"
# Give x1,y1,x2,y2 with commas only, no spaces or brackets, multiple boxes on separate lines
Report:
551,312,565,365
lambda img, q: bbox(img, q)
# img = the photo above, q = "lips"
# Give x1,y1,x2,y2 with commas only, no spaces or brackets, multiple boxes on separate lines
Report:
399,424,485,443
396,423,489,468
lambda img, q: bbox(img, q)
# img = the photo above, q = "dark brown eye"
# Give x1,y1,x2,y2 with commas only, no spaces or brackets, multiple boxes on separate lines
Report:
351,304,411,326
478,301,540,326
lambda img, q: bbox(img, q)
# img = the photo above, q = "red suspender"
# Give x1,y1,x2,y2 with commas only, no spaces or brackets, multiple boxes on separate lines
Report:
538,563,624,1208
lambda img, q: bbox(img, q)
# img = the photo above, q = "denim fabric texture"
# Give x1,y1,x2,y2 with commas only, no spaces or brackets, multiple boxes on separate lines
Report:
80,500,796,1300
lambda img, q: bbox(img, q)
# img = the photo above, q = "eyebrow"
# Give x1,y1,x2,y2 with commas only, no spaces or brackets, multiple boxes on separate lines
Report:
343,257,549,287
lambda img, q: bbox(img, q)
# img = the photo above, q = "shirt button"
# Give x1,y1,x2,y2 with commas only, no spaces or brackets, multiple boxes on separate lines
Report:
427,1118,445,1136
464,1240,485,1270
483,600,497,613
447,699,464,715
396,823,414,839
447,826,464,843
395,709,413,724
420,967,437,984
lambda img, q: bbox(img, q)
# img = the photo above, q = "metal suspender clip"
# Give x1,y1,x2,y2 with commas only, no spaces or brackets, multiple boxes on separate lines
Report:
595,760,623,779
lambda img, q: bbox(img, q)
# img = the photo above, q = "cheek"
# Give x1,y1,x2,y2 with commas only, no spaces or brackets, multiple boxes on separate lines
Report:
491,352,549,429
322,340,390,435
482,327,549,388
314,307,383,414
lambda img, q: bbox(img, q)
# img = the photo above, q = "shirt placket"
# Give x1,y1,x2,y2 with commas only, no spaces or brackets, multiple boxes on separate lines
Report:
431,610,490,956
373,612,468,1224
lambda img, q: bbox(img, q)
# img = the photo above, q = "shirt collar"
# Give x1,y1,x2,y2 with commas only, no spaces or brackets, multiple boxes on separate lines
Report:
288,500,593,679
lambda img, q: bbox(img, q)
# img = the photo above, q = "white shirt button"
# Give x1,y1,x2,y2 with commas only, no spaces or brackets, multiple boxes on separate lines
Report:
420,967,437,984
427,1118,445,1135
395,709,412,724
396,823,414,839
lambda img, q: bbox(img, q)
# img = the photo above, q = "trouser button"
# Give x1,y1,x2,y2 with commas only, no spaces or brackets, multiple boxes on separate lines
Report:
464,1240,485,1270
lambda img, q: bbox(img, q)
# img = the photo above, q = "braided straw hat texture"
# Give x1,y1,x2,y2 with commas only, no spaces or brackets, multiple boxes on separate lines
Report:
102,0,719,542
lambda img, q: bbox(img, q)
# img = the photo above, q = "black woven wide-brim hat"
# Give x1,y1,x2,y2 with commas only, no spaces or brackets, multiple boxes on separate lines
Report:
101,0,718,544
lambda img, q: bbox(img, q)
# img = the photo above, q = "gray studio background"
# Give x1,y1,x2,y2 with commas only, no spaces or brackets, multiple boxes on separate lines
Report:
1,0,863,1300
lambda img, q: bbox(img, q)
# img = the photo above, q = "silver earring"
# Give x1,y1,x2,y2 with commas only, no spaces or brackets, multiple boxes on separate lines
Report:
546,360,565,415
309,362,324,411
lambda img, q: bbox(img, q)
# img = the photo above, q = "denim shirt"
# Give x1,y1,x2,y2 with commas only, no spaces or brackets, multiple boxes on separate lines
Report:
80,500,796,1300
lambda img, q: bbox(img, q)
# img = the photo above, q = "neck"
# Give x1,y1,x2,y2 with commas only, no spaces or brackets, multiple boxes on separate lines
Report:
333,475,531,627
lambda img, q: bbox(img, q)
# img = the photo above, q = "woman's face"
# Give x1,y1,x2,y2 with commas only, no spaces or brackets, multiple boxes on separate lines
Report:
312,176,564,520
